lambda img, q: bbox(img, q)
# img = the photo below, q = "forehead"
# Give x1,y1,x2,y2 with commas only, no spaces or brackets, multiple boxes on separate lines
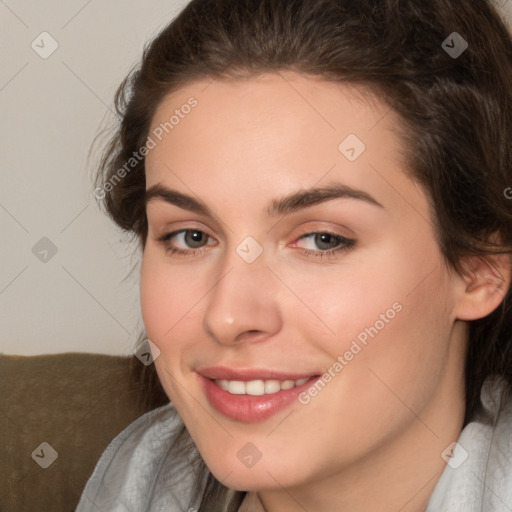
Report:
144,71,422,219
147,71,397,156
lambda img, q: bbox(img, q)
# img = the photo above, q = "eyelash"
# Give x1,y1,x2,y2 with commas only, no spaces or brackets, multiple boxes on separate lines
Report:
156,229,356,259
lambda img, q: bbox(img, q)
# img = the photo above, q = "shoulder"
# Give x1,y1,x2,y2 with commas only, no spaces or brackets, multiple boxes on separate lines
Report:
426,376,512,512
76,402,207,512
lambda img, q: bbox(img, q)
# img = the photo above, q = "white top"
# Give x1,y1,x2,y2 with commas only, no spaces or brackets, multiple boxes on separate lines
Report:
76,376,512,512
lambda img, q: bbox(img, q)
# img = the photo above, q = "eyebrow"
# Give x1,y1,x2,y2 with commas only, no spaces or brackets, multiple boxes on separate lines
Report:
145,182,384,217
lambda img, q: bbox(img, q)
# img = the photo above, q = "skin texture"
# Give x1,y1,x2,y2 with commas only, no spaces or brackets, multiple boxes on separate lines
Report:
140,71,510,512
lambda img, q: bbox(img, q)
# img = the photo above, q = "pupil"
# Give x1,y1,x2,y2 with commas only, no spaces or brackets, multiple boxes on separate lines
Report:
316,233,337,250
186,230,204,247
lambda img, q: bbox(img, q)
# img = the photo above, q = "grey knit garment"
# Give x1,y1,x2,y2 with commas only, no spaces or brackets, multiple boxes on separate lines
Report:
76,376,512,512
425,376,512,511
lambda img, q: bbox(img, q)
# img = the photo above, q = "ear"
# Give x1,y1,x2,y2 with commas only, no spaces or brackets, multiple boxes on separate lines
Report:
454,251,512,321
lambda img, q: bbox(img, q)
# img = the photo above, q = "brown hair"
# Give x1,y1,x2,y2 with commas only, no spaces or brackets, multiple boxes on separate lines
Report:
93,0,512,509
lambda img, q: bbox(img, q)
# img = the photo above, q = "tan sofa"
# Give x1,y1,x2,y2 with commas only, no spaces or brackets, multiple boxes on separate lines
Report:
0,352,169,512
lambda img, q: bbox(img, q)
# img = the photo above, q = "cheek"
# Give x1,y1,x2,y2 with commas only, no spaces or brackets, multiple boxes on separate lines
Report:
276,250,409,346
336,267,452,421
140,255,196,402
285,240,451,387
285,269,452,462
140,260,167,342
140,255,193,348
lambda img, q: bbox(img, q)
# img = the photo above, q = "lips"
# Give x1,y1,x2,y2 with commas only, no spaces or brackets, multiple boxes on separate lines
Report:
197,366,317,381
196,366,321,422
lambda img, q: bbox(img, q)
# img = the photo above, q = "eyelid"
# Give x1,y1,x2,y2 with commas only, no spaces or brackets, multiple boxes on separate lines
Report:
161,229,216,243
290,221,355,240
289,231,355,254
155,228,217,247
293,231,354,245
152,220,216,239
146,206,226,239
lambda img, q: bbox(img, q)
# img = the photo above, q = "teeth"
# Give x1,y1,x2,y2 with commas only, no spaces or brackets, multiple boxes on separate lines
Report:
247,380,266,396
217,380,229,391
265,380,282,394
215,377,310,395
228,381,246,394
280,380,295,390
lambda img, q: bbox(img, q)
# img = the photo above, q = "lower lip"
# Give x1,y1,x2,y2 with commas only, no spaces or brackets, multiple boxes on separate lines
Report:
199,374,320,422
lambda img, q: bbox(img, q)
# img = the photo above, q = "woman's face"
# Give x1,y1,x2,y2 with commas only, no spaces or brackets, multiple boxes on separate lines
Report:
141,72,467,496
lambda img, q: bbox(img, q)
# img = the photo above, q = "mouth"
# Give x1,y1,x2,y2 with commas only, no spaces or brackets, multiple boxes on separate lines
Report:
214,376,310,395
196,366,321,422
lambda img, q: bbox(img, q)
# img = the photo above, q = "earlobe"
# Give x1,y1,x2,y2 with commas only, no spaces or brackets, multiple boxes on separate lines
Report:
455,252,512,321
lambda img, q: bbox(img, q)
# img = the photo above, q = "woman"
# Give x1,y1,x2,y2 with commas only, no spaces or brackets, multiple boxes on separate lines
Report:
77,0,512,510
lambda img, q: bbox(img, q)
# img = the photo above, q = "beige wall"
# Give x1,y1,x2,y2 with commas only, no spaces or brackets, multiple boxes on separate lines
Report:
1,0,189,355
1,0,511,355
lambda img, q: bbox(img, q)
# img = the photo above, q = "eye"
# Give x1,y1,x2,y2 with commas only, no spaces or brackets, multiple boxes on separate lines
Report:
155,228,355,259
292,232,355,258
157,229,215,256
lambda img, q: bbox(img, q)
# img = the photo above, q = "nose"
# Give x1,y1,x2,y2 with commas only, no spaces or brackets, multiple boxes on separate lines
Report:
202,243,282,346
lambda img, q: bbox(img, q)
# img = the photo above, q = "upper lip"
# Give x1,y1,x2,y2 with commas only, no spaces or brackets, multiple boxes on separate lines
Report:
196,366,319,381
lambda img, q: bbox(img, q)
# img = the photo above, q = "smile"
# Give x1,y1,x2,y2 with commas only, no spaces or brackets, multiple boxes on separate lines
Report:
215,377,309,395
197,369,321,422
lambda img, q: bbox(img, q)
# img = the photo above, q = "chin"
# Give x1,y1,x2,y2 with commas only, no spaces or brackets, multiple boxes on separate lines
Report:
211,468,286,492
200,448,306,492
